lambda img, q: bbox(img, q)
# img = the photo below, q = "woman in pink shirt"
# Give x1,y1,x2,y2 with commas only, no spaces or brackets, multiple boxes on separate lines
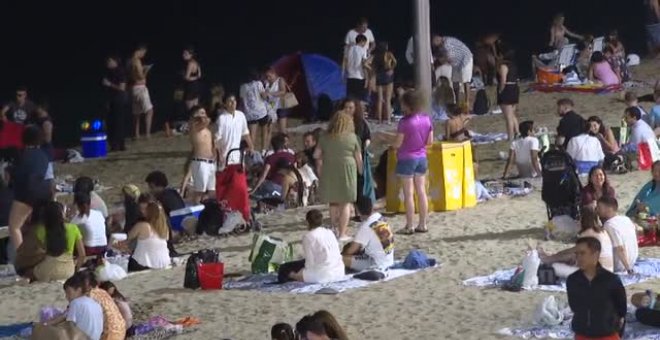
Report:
384,90,434,234
588,51,620,86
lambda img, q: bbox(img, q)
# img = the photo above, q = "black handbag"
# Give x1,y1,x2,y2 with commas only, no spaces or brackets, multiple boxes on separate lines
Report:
183,249,220,289
537,264,558,285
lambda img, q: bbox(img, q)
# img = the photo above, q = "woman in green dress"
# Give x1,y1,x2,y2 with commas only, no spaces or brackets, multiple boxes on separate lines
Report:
314,111,363,241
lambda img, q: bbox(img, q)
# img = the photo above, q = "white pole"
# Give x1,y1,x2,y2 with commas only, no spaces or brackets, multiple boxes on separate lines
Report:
413,0,432,112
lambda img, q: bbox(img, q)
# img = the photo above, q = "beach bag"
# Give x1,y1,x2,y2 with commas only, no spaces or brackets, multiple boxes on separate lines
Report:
216,149,250,222
472,89,489,115
533,295,564,326
537,264,558,285
95,260,127,282
30,321,89,340
281,91,299,109
639,141,653,171
184,249,220,289
521,250,541,289
248,234,294,274
195,199,225,236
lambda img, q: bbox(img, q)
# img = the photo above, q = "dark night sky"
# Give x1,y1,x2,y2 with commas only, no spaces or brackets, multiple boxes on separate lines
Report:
0,0,648,145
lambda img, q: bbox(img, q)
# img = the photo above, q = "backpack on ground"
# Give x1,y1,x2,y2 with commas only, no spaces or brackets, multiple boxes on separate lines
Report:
195,199,225,236
183,248,220,289
472,89,489,115
537,264,559,285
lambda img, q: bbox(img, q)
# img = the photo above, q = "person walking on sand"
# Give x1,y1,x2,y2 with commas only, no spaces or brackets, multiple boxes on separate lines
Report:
129,44,154,139
567,237,626,340
182,106,216,204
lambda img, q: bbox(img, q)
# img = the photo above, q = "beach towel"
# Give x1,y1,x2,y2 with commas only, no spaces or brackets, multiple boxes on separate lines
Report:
362,148,376,203
469,132,508,145
0,322,32,338
498,306,660,339
224,261,438,294
463,258,660,292
527,83,623,94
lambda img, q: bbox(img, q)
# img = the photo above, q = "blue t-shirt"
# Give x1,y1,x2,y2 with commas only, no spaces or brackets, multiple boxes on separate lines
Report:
647,104,660,129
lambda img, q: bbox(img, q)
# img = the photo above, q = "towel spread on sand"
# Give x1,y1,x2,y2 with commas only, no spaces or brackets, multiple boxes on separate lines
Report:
498,307,660,339
224,263,438,294
463,258,660,292
527,83,623,94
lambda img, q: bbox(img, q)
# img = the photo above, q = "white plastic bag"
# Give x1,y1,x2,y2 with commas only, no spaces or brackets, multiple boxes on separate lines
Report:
217,211,246,234
521,250,541,290
534,295,564,326
547,215,579,241
95,262,127,282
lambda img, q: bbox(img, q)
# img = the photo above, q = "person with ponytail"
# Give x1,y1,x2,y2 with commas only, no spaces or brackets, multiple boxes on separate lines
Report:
627,161,660,218
32,201,85,282
71,191,108,256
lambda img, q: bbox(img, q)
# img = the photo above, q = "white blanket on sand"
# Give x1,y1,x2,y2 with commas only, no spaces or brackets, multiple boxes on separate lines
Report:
463,258,660,292
499,306,660,339
224,263,438,294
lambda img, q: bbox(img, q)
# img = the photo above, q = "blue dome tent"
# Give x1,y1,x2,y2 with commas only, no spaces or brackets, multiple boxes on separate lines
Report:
272,52,346,121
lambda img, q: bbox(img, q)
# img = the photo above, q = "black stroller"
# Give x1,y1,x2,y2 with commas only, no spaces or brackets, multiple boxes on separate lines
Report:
541,148,582,221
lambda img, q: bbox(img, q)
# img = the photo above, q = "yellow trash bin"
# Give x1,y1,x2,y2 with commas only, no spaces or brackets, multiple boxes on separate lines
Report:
429,142,464,211
385,148,431,213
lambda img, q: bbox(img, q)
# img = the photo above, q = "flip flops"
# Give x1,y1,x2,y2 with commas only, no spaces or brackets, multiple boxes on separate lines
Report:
414,225,429,233
396,226,415,235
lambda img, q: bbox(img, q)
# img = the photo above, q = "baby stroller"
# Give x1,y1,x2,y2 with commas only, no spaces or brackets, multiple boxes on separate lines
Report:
541,148,582,221
215,148,261,232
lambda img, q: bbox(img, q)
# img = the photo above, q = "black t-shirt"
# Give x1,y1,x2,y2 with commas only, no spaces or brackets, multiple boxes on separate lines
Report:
12,148,50,203
6,100,37,124
104,67,128,99
156,188,186,216
557,111,585,148
355,118,371,150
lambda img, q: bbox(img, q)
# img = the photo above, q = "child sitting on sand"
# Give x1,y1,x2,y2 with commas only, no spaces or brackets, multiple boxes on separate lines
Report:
99,281,133,333
342,196,394,271
444,104,471,142
44,274,104,340
78,271,127,340
502,120,542,179
632,290,660,310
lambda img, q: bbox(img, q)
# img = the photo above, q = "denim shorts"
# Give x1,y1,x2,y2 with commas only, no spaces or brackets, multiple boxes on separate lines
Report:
395,157,428,177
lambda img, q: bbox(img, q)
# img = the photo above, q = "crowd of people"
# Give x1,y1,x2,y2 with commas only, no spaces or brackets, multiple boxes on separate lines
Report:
3,4,660,338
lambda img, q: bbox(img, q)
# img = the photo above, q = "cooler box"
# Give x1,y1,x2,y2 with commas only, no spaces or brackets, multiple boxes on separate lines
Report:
428,142,464,211
461,142,477,209
536,68,563,84
170,204,205,232
385,148,432,213
81,133,108,158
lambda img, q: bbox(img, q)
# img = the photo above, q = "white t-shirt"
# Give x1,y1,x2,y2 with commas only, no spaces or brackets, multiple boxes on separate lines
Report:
215,110,249,165
510,136,540,178
630,119,656,146
345,28,375,47
346,44,368,80
302,227,345,283
603,215,639,272
71,209,108,247
239,81,268,122
66,296,104,340
579,229,614,272
354,213,394,269
566,134,605,162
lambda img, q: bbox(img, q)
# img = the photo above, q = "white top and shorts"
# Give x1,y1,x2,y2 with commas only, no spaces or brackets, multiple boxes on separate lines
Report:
604,215,639,272
510,136,541,178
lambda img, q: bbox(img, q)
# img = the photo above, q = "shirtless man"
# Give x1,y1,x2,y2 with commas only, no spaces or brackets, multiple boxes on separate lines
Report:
129,44,154,139
182,106,216,203
444,104,471,141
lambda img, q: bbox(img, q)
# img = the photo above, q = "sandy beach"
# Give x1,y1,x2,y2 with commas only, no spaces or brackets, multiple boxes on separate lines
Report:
2,60,660,340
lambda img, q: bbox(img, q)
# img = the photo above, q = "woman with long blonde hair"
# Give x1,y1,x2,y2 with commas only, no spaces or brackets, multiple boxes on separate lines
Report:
314,111,363,241
120,201,171,272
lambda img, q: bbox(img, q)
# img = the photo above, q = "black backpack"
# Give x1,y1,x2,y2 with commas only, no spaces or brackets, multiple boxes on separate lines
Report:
473,89,489,115
195,199,225,236
183,249,220,289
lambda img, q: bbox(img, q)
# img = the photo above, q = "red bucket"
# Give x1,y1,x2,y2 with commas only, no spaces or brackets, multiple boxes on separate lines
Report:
197,263,224,290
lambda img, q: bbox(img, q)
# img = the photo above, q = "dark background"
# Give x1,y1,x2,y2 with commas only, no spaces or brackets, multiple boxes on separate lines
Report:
0,0,649,146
